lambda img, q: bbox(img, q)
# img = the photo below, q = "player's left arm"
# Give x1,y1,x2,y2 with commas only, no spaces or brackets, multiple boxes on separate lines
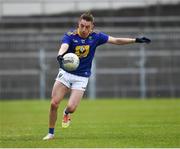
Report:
107,36,151,45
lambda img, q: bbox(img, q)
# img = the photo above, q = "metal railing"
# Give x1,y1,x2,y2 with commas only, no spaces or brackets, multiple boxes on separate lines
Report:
0,26,180,99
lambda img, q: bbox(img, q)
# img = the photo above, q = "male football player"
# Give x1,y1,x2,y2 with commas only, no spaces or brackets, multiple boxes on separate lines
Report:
43,12,151,140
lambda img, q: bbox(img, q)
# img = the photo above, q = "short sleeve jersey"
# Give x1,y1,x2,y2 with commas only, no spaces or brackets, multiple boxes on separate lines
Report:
61,29,109,77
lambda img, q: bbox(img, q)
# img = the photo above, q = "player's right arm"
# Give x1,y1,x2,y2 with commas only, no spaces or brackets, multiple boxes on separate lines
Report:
57,43,69,68
58,43,69,56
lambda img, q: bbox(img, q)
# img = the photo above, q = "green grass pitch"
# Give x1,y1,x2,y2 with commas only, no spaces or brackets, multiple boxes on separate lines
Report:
0,99,180,148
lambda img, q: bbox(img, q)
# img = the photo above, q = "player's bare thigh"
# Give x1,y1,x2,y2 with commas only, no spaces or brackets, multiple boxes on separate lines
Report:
51,81,69,104
67,89,84,112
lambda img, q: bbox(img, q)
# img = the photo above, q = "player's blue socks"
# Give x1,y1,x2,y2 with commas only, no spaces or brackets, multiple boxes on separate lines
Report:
49,128,54,134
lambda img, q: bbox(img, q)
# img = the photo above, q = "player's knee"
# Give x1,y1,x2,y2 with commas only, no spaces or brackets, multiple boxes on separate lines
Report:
50,101,59,110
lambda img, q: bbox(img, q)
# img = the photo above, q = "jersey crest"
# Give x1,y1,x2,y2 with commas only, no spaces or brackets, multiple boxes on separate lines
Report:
75,45,90,58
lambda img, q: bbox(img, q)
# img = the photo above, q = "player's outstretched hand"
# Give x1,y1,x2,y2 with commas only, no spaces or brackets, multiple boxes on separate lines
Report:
135,37,151,44
57,55,64,68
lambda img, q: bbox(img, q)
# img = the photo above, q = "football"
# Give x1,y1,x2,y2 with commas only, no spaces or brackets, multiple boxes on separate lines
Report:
62,53,80,71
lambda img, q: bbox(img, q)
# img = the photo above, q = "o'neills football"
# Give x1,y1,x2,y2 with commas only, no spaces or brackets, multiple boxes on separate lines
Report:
63,53,80,71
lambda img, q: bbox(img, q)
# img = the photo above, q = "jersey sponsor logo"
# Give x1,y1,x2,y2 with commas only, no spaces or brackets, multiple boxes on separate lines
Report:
75,45,90,58
81,39,85,44
73,39,78,43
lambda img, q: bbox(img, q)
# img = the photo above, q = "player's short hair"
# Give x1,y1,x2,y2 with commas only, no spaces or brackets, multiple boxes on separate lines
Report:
79,11,94,23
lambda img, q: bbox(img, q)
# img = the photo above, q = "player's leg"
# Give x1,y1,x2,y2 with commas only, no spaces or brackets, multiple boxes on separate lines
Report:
62,74,88,128
43,81,69,140
50,81,69,128
62,89,84,128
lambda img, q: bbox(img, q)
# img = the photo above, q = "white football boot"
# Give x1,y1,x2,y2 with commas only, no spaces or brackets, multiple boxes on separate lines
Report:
42,133,54,140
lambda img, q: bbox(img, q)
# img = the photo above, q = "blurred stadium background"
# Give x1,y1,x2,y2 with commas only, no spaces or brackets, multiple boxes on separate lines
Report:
0,0,180,99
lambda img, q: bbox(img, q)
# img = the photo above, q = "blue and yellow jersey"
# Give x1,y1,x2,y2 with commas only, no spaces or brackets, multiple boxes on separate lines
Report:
61,29,109,77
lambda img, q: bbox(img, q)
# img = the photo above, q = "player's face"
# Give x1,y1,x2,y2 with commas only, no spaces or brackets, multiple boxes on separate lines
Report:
78,19,93,38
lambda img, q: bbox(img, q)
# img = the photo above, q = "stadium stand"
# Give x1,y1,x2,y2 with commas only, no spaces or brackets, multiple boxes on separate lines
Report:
0,2,180,99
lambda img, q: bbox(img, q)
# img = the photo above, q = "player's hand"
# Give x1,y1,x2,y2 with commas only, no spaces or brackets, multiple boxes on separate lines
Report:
135,37,151,44
57,55,64,68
